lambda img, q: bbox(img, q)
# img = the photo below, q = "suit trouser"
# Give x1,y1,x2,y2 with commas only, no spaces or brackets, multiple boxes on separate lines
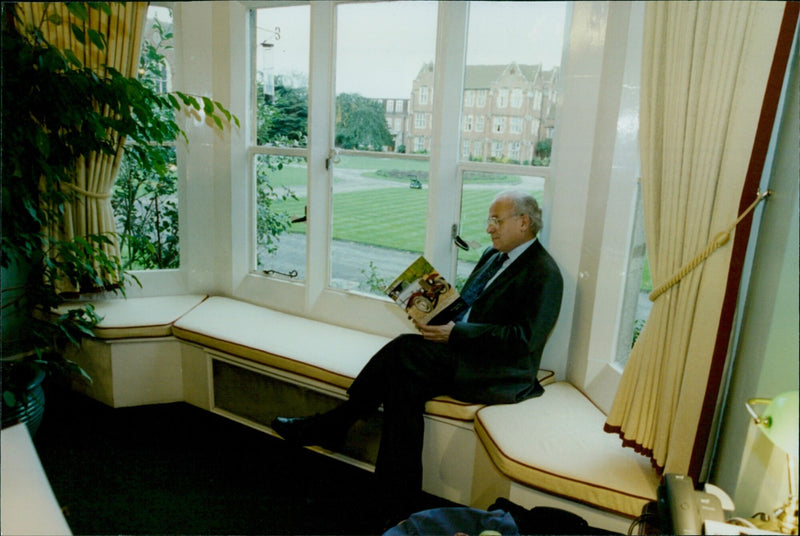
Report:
346,333,459,498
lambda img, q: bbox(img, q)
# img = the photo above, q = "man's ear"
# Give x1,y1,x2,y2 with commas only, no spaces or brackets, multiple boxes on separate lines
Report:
519,213,531,232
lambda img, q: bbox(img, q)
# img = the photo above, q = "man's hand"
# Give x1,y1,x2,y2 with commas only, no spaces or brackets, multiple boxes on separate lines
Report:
413,320,455,343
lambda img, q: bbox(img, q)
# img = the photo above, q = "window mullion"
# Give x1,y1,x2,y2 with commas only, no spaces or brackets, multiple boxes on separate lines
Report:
427,0,469,280
306,1,336,310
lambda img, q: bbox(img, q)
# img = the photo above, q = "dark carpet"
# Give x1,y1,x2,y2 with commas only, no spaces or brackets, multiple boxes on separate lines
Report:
31,386,455,535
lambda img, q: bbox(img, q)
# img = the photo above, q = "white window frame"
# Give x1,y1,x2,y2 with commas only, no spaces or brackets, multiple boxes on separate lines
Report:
497,88,509,108
419,85,429,105
511,87,522,108
476,89,486,107
491,140,503,158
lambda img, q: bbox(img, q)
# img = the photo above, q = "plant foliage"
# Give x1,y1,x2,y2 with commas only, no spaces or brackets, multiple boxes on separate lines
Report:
0,3,237,398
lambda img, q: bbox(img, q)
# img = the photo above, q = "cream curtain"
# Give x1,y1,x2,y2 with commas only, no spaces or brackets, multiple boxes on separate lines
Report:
18,2,148,292
605,1,793,477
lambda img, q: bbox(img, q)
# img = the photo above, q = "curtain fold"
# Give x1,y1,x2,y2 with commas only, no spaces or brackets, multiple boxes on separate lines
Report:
605,1,793,478
18,2,149,292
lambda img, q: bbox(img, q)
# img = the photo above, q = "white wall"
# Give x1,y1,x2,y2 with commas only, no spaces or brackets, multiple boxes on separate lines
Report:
711,29,799,517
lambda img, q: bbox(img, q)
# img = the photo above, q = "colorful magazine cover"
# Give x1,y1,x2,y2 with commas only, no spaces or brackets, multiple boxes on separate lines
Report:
384,256,467,325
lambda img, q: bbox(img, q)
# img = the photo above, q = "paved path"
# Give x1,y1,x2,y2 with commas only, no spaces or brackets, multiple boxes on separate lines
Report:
259,233,476,293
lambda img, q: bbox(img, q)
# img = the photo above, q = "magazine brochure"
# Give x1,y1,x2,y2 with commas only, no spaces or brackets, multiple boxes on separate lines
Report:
384,256,467,325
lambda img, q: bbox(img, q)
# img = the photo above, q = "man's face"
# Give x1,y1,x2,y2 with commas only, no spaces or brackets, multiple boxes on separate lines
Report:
486,197,530,253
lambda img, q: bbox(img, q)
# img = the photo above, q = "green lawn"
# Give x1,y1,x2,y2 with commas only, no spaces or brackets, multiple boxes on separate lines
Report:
264,155,544,263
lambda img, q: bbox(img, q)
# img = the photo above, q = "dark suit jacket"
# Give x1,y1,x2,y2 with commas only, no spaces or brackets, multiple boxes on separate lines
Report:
448,240,563,405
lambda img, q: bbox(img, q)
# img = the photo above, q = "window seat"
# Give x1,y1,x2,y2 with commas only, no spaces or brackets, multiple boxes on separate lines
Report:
64,294,209,339
66,295,553,421
471,381,659,532
61,294,551,505
172,297,555,421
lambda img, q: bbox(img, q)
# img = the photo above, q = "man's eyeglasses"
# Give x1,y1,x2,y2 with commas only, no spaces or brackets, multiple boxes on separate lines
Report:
486,214,521,227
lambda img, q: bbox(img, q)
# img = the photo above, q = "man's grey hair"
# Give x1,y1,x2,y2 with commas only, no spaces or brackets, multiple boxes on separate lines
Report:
495,190,543,236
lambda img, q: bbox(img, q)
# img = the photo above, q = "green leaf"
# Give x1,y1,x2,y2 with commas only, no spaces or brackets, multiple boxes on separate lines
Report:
66,3,90,21
214,101,232,121
202,96,214,115
87,29,107,51
64,49,82,68
71,24,86,44
92,2,113,17
213,115,223,130
3,391,17,408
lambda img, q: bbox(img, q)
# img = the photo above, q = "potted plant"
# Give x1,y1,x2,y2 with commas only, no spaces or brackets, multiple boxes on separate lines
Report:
1,2,237,432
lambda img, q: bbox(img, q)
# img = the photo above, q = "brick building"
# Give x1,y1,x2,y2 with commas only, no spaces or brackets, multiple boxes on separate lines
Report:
402,62,559,163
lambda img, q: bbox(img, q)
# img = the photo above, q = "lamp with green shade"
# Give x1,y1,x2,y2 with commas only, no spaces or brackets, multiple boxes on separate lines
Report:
746,391,799,534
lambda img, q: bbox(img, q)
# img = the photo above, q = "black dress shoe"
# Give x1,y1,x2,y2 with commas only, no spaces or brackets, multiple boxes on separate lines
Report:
271,414,347,450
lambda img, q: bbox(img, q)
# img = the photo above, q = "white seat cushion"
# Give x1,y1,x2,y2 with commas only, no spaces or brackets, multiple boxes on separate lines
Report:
172,297,389,389
58,294,208,339
424,369,556,421
474,381,659,517
172,297,556,421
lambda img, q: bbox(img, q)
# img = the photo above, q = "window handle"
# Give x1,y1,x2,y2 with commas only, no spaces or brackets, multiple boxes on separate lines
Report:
454,234,470,251
452,224,481,251
291,205,307,224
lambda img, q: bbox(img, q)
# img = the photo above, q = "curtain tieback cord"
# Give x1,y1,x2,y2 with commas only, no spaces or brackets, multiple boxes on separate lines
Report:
649,189,772,302
62,182,113,199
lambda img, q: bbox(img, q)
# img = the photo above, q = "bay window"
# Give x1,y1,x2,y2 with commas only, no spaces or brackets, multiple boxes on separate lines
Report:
160,1,647,401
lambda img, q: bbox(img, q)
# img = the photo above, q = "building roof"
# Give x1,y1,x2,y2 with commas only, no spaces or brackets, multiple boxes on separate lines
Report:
464,63,542,88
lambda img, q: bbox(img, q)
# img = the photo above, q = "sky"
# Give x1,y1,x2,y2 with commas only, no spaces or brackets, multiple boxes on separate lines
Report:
257,1,567,99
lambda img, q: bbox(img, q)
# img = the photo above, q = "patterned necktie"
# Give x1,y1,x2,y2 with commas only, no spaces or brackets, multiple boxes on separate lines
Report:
460,251,509,306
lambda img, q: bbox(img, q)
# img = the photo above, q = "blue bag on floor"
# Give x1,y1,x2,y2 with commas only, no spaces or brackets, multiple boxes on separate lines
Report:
383,506,520,536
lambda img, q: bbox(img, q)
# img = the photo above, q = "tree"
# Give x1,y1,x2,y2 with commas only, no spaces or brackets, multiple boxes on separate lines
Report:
335,93,393,150
257,80,308,146
536,138,552,159
112,16,180,270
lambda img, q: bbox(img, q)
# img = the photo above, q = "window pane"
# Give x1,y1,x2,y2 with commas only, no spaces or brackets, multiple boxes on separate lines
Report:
456,172,546,285
255,5,309,147
615,185,652,367
329,155,429,294
253,5,310,281
335,1,437,154
114,145,178,270
255,156,308,279
331,2,436,294
113,6,178,271
462,2,566,166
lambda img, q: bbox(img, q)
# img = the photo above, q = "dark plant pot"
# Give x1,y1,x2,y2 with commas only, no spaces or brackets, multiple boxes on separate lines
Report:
2,363,47,436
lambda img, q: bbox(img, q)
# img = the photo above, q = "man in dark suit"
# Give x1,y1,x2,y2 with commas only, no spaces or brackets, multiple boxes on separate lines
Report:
272,190,563,520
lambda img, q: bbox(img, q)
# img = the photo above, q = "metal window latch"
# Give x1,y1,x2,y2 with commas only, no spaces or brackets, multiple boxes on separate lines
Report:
325,148,341,170
263,269,298,279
